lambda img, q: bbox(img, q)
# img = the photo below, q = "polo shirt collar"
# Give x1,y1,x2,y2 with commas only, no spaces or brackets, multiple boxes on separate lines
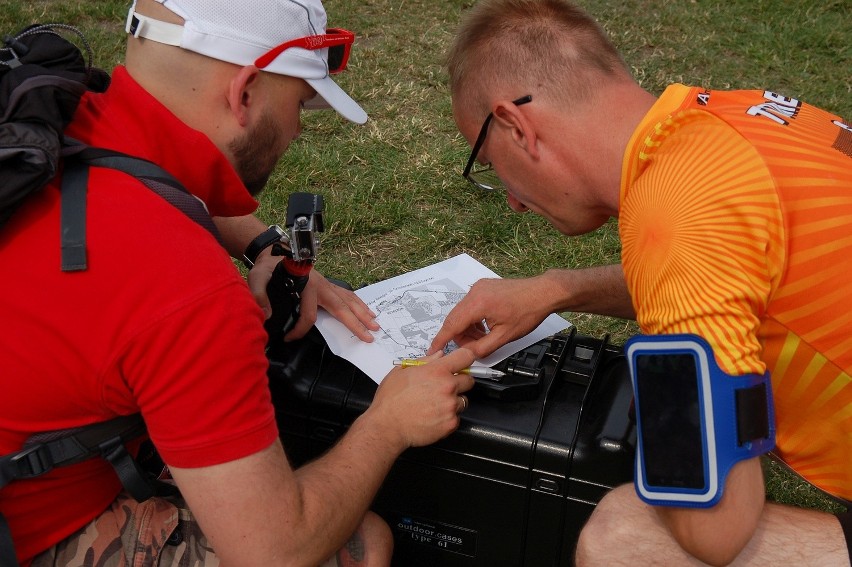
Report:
68,65,259,217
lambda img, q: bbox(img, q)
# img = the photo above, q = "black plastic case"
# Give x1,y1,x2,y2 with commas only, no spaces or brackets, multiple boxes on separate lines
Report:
267,328,636,566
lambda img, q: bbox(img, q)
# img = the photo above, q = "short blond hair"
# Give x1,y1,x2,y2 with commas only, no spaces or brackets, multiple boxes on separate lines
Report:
447,0,630,115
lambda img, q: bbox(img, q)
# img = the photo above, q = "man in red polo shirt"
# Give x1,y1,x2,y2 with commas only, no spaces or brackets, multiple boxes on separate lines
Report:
0,0,475,565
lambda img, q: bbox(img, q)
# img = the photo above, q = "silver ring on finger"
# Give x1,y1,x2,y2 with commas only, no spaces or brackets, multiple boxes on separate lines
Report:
476,318,491,334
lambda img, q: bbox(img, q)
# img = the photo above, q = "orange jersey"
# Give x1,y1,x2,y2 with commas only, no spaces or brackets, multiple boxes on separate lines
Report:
620,84,852,500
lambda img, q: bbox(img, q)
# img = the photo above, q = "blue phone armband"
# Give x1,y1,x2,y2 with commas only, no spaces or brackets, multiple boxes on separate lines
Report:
626,333,775,508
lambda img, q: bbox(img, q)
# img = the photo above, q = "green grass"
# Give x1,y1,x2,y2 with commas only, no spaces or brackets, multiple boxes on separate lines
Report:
3,0,847,514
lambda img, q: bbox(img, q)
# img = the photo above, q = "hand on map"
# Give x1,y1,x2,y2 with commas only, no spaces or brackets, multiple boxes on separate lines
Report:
371,348,476,449
249,258,379,342
285,270,380,342
429,277,553,359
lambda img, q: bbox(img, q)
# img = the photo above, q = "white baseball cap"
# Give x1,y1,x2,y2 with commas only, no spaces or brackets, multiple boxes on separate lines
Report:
125,0,368,124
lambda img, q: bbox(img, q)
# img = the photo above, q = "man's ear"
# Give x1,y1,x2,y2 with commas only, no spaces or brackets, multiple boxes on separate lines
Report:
227,65,261,127
492,100,539,159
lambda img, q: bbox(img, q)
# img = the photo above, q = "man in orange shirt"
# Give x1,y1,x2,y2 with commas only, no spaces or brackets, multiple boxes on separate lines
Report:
431,0,852,564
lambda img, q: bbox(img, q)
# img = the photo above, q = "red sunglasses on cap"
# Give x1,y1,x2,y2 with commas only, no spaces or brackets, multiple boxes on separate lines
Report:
255,28,354,74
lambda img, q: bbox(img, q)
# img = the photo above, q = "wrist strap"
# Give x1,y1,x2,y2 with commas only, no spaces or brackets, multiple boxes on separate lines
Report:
242,225,285,269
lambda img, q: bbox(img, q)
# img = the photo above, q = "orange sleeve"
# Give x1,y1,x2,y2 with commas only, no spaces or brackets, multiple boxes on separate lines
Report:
620,110,785,375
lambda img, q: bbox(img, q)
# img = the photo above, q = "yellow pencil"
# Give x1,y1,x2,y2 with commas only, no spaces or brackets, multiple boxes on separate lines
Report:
393,359,505,381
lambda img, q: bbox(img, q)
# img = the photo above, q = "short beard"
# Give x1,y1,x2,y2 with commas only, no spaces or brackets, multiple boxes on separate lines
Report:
229,110,285,196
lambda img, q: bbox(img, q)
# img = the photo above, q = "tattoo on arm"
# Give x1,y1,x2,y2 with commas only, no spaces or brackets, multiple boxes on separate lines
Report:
336,529,366,567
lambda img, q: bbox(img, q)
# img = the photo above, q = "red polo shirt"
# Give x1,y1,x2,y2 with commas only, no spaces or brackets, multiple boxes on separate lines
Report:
0,66,278,564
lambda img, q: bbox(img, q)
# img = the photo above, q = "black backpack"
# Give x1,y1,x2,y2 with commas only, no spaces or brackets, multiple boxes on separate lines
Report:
0,23,217,566
0,23,221,269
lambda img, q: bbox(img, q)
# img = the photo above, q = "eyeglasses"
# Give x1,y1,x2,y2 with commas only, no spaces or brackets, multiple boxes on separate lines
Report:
255,28,355,74
462,95,533,192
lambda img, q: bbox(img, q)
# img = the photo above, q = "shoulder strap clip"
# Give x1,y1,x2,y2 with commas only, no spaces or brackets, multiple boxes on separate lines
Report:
7,444,54,481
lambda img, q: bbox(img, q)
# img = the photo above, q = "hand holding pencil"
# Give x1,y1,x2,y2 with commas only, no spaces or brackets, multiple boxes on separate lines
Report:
394,358,505,381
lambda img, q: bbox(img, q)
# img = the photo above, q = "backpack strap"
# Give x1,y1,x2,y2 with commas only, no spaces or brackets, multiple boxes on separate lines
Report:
0,413,152,567
0,414,151,496
0,513,16,567
59,157,89,271
59,142,223,271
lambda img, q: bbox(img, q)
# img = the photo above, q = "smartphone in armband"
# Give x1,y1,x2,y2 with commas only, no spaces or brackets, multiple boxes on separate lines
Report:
626,334,776,508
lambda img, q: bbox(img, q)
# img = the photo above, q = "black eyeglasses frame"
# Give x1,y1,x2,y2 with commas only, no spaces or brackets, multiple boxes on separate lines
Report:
462,95,533,191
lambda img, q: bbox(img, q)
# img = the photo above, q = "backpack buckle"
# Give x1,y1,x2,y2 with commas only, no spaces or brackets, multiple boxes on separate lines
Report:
1,34,27,68
10,444,54,478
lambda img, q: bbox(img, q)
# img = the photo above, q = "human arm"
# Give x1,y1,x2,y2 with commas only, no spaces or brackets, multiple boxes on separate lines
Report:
616,115,785,562
656,458,766,565
212,213,273,260
429,263,634,358
125,243,450,566
213,214,379,341
168,347,476,567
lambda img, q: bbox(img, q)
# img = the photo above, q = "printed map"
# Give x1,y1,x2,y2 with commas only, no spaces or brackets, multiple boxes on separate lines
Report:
315,254,571,383
370,279,466,359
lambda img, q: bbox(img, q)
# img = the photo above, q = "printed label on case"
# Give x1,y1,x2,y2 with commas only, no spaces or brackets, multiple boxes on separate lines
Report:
391,513,477,557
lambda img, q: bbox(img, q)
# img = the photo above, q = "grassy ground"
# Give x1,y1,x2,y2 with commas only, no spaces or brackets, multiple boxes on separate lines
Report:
3,0,847,513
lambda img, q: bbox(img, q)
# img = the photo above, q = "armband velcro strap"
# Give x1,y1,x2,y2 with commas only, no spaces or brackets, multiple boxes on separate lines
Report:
735,382,770,446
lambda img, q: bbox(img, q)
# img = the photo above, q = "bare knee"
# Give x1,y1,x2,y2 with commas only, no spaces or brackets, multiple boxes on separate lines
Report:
575,484,642,566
